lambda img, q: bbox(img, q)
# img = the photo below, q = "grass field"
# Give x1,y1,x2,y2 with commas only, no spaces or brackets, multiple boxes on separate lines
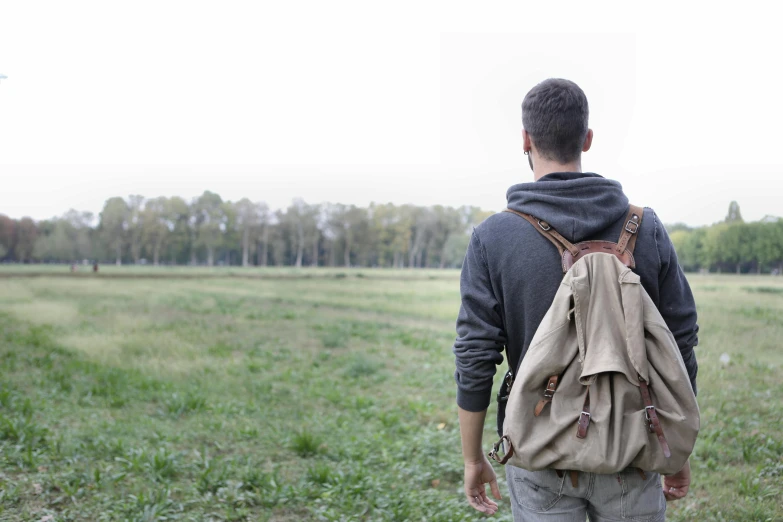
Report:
0,267,781,521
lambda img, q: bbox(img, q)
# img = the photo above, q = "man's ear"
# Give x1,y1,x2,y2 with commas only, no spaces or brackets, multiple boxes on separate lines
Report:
522,129,533,154
582,129,594,152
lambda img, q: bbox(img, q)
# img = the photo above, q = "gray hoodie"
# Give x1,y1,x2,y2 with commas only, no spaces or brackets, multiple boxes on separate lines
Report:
453,172,699,433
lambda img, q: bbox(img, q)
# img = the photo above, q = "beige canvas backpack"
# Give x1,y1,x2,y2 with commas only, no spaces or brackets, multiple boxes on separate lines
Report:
488,205,699,475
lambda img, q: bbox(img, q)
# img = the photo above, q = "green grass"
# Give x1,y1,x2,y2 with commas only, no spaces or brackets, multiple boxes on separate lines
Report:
0,268,781,520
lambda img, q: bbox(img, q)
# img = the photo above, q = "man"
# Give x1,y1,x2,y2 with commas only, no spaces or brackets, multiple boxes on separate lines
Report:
453,78,698,520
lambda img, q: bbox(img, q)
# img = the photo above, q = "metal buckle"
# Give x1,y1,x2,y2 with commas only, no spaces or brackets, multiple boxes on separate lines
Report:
580,411,591,419
644,406,656,431
488,438,506,463
543,381,556,399
538,220,551,231
625,219,639,234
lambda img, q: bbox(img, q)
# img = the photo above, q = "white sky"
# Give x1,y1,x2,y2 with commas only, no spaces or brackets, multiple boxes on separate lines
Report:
1,1,781,226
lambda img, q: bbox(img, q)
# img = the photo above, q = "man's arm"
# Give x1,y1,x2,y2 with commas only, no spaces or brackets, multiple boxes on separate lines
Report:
453,230,506,514
653,211,699,394
454,231,506,411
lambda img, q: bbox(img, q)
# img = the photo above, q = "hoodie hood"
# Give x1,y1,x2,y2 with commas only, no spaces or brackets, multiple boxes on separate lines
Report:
506,172,629,243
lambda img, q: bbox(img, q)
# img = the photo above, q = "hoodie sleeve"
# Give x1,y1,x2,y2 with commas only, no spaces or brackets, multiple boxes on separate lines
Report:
453,230,507,412
653,211,699,394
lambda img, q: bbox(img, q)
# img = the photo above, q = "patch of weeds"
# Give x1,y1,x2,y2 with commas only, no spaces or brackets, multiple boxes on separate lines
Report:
245,361,262,373
89,366,132,399
51,369,74,393
391,330,441,352
116,447,150,473
53,470,91,504
196,453,230,494
237,425,259,439
163,391,207,417
737,476,762,497
148,447,179,481
743,286,783,295
740,434,783,464
306,462,335,485
125,487,179,521
334,273,347,279
321,331,348,349
738,306,783,326
290,429,322,457
343,355,383,379
240,465,284,505
209,341,234,357
749,360,774,374
0,412,48,450
352,396,375,411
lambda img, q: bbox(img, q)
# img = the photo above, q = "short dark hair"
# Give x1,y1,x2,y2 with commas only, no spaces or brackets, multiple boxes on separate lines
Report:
522,79,589,164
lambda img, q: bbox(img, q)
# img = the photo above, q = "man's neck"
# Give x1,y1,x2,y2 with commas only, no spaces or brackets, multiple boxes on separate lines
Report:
533,156,582,181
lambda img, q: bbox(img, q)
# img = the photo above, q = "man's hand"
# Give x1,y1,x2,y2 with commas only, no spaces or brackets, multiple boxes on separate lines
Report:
464,455,502,515
663,459,691,501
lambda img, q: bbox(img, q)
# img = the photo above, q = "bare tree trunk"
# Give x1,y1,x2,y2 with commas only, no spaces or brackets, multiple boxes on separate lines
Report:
736,263,741,274
328,242,335,267
311,231,319,267
393,251,400,268
207,247,214,267
260,224,269,267
115,243,122,265
153,244,160,266
242,225,249,267
344,234,352,267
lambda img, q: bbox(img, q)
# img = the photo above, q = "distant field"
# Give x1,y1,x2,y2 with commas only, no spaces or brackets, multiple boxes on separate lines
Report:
0,268,781,521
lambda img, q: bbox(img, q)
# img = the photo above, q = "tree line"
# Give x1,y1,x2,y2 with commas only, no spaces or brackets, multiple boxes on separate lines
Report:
1,197,780,273
669,202,783,274
0,192,493,269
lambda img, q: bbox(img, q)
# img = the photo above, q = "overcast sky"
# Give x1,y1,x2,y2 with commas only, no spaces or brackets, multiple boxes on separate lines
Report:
1,1,781,226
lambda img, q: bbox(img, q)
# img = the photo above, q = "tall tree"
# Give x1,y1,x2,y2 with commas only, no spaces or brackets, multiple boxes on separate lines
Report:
165,196,192,264
127,195,146,264
255,202,271,266
15,217,38,262
142,197,169,265
100,197,130,265
193,191,225,266
725,201,743,223
32,211,92,262
0,214,16,261
234,198,260,267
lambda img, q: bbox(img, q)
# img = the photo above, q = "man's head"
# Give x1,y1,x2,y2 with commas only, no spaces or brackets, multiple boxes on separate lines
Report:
521,78,591,165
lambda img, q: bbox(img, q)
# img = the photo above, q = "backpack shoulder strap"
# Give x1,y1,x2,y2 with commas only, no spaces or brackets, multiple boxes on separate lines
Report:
503,209,579,258
616,205,644,255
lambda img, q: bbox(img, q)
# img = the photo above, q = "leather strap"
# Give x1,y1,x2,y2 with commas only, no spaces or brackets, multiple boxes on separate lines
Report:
504,209,579,257
556,470,579,488
638,376,672,458
534,375,559,417
562,241,636,271
575,387,591,439
616,205,644,254
488,435,514,464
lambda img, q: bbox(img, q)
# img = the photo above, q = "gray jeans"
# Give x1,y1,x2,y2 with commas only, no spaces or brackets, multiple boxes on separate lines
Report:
506,465,666,522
